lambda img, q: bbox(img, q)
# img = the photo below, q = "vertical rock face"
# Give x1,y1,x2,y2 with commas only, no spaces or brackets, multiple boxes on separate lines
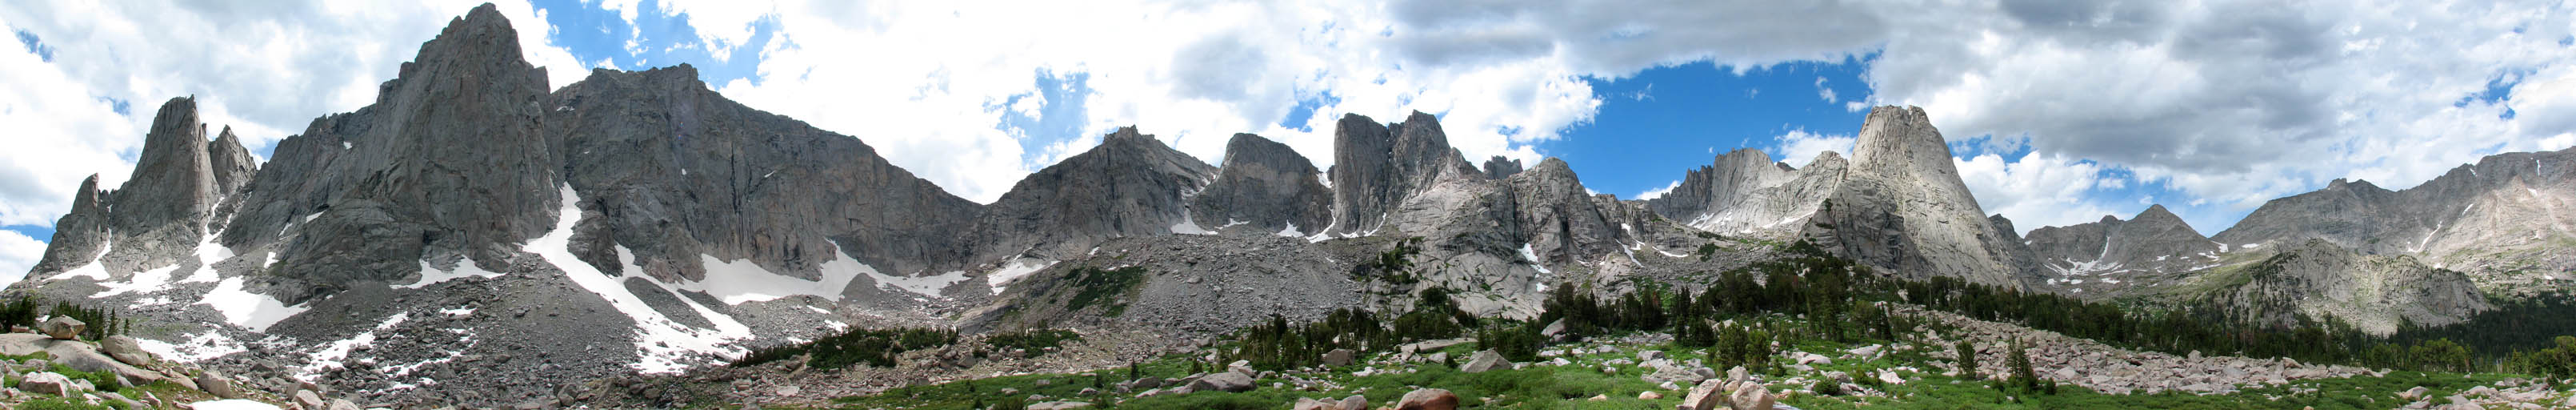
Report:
206,127,259,195
1326,112,1480,235
2212,147,2576,298
1506,159,1630,264
101,98,222,273
1482,156,1524,179
30,175,110,276
2196,239,2490,335
1644,148,1801,230
549,65,983,282
1189,133,1331,236
972,127,1218,262
227,3,558,302
1807,107,2032,287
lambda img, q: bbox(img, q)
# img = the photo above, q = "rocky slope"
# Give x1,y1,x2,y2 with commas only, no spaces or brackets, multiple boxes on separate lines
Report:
2177,239,2492,335
2212,147,2576,299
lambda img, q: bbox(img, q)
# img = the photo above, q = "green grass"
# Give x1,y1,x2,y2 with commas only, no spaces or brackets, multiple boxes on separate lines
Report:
821,331,2557,410
1063,266,1146,316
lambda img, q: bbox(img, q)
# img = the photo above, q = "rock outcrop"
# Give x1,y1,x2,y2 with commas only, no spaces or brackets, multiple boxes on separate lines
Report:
1189,133,1331,236
1804,107,2034,287
1482,156,1524,179
1326,112,1482,236
971,127,1217,262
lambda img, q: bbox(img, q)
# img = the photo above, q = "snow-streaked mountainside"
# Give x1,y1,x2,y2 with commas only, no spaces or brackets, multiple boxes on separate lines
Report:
9,3,2576,408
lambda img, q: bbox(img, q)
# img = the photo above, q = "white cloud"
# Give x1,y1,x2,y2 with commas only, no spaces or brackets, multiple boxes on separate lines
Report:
0,230,42,287
1814,76,1837,102
1633,179,1681,200
0,0,594,227
1872,0,2576,221
1954,153,2119,235
1766,129,1855,169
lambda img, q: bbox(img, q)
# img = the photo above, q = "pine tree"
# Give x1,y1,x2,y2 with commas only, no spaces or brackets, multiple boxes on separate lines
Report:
1955,340,1980,380
2006,338,2039,392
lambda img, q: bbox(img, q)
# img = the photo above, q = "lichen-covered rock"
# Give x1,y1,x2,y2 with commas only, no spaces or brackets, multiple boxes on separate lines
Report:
39,316,83,340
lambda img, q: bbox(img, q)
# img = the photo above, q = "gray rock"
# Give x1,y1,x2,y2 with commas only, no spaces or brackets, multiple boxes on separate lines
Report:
1322,348,1355,367
38,316,83,340
970,127,1217,263
1806,107,2034,287
199,369,242,399
1190,133,1331,236
2194,239,2491,334
1026,401,1093,410
1482,156,1524,179
17,372,79,396
1678,379,1726,410
100,336,154,366
2213,147,2576,299
296,389,326,410
1462,349,1511,373
1188,372,1254,392
1326,111,1482,236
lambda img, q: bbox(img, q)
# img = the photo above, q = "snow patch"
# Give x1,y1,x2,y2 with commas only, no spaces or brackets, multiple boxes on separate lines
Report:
678,245,872,304
438,307,474,316
985,258,1058,293
91,263,183,297
1276,222,1304,238
1170,219,1215,235
401,259,509,289
1518,243,1552,274
870,269,968,296
197,277,306,332
134,332,246,363
531,187,754,374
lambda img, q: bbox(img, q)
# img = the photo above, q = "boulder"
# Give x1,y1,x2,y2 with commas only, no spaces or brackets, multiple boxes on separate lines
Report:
1541,320,1568,340
1727,382,1774,410
101,336,155,366
1322,348,1355,367
295,389,326,410
40,316,85,340
1396,388,1458,410
18,372,80,396
1678,379,1726,410
1462,350,1511,373
1336,395,1367,410
1189,372,1254,392
328,399,363,410
1639,391,1664,400
1026,402,1093,410
200,370,242,399
1294,397,1336,410
1639,350,1667,361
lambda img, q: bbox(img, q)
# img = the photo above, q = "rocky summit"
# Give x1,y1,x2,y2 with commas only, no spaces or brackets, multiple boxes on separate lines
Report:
8,2,2576,409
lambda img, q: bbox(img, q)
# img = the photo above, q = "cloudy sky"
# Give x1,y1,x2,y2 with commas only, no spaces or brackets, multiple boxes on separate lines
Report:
3,0,2574,281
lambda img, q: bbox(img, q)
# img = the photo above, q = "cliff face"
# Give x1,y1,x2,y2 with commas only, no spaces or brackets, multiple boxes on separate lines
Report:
1189,133,1333,236
1802,107,2036,287
1326,111,1482,236
970,127,1218,262
548,65,982,283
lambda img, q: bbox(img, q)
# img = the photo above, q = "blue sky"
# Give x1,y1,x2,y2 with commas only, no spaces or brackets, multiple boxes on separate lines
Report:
4,0,2574,279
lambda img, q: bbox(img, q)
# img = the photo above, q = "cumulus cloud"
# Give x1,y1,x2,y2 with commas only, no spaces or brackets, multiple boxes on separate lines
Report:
1767,129,1855,169
1954,153,2120,235
1633,179,1682,200
0,0,594,227
0,230,41,287
1872,0,2576,216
